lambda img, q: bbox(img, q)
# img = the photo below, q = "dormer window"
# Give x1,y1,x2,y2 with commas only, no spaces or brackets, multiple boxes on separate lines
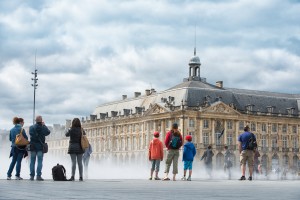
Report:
267,106,275,114
287,107,295,115
246,104,254,112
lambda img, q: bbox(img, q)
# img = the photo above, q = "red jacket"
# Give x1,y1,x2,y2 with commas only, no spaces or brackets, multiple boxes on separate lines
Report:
148,138,164,160
164,130,183,150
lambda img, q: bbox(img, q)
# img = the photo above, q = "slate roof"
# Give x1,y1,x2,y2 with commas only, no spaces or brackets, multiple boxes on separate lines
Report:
92,79,300,118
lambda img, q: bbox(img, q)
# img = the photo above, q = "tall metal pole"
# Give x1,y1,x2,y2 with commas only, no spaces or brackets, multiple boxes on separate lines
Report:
31,52,38,125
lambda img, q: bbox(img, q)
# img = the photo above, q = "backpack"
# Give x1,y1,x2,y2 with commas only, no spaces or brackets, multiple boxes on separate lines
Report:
247,133,257,150
169,132,181,149
52,164,67,181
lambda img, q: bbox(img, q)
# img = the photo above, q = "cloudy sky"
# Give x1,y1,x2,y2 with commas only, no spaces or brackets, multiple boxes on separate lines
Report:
0,0,300,130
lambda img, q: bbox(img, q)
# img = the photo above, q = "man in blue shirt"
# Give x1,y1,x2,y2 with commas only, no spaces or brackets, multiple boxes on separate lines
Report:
238,125,256,181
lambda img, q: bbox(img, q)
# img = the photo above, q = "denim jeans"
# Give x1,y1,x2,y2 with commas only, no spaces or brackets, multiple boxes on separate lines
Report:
70,154,83,178
30,151,44,177
7,151,24,177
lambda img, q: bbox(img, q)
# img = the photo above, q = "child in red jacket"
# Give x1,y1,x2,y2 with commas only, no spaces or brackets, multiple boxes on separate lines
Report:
148,131,164,180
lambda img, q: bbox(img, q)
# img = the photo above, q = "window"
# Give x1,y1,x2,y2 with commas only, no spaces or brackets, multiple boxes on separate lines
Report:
189,119,195,127
227,133,233,145
250,123,256,132
292,125,297,134
133,124,136,132
292,137,298,148
227,121,233,130
203,133,209,145
261,135,267,147
271,137,277,148
272,124,277,132
203,120,209,129
166,120,170,128
282,124,287,133
282,136,288,148
239,121,244,130
262,123,267,132
216,133,222,145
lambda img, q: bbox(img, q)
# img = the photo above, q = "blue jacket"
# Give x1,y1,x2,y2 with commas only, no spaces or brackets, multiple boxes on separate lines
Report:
29,123,50,151
9,124,28,146
182,142,196,161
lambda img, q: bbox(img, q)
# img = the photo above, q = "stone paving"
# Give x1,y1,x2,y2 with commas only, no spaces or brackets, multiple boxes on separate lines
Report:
0,178,299,200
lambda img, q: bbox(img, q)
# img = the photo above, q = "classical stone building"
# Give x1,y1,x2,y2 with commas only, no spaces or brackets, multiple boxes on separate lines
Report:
49,50,300,174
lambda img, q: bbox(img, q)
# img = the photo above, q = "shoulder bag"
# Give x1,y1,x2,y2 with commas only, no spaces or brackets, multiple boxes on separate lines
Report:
81,128,89,150
15,128,30,146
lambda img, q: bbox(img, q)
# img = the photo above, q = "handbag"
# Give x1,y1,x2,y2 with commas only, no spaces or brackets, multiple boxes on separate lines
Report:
42,143,48,153
81,128,89,150
15,128,30,146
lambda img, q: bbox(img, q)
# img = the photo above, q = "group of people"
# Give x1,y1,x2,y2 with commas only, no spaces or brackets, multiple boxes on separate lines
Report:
149,123,259,181
7,116,92,181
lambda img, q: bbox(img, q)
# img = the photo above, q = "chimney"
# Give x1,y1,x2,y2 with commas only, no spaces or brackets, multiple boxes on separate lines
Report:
122,95,127,100
145,89,151,96
216,81,223,88
134,92,141,98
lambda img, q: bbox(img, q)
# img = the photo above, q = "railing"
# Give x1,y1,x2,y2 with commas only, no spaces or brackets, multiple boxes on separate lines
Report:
272,147,279,152
282,147,289,152
292,148,299,152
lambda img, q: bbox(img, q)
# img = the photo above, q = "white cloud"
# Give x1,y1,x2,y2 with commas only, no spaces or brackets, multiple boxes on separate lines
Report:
0,0,300,129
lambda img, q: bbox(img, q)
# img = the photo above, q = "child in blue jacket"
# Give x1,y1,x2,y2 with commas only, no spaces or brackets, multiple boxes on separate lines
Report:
181,135,196,181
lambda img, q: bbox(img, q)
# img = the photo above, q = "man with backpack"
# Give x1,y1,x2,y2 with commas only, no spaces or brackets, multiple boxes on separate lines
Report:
238,125,257,181
163,123,183,181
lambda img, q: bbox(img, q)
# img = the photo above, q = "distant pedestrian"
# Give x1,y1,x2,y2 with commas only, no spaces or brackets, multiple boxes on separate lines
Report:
148,131,164,180
163,123,183,181
7,117,28,180
181,135,196,181
201,145,214,178
29,115,51,181
83,143,92,179
66,118,85,181
224,145,232,179
238,125,257,181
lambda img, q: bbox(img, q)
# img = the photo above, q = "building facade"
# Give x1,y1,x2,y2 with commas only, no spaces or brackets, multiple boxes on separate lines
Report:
48,51,300,174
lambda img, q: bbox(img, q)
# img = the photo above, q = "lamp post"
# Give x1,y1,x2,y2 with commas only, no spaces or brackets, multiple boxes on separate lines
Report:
31,55,38,125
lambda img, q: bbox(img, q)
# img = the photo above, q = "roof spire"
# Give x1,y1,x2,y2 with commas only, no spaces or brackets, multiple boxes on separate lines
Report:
194,25,196,56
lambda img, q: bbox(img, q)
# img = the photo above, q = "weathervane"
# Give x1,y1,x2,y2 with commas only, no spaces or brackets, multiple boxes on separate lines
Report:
31,51,38,124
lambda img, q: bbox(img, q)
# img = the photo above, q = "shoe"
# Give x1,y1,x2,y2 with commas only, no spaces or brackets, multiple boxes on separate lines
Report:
248,176,252,181
187,177,191,181
149,177,152,180
79,177,83,181
29,176,34,181
154,177,161,180
36,176,44,181
181,176,187,181
239,176,246,180
15,176,23,180
68,176,74,181
7,177,11,180
162,177,170,181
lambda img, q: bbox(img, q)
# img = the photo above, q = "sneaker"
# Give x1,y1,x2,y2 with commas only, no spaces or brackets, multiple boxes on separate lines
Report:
154,177,161,180
181,176,187,181
7,177,11,180
149,177,152,180
29,176,34,181
36,176,44,181
68,176,74,181
187,177,191,181
248,176,252,181
239,176,246,181
79,177,83,181
15,176,23,180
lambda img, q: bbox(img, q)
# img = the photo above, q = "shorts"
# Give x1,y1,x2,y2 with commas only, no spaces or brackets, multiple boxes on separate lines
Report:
151,160,161,172
183,161,193,170
240,150,254,167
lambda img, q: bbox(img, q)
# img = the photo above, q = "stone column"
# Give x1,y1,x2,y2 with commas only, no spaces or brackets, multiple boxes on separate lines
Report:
211,119,215,145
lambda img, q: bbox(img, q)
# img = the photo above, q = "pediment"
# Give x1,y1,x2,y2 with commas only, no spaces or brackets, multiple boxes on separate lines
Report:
202,101,241,115
144,103,169,116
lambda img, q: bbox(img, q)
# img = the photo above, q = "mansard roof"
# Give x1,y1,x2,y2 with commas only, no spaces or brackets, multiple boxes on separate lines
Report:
92,78,300,118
